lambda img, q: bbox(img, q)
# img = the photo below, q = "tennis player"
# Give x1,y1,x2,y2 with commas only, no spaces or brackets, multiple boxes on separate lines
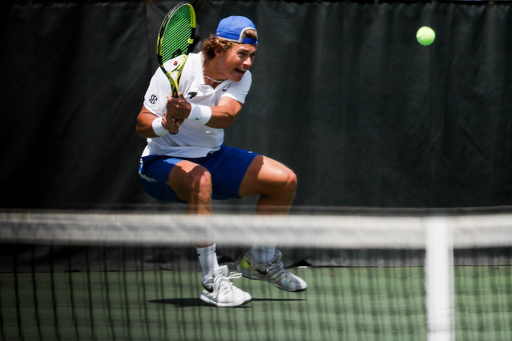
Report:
136,16,307,307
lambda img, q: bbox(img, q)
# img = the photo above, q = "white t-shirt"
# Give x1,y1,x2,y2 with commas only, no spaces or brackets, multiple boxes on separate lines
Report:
142,52,252,158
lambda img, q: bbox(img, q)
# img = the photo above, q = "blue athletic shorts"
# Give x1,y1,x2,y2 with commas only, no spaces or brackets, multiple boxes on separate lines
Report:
138,145,259,203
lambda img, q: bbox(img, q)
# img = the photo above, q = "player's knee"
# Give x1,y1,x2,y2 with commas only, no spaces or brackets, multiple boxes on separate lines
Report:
285,169,298,193
180,167,213,202
191,169,212,194
277,168,297,195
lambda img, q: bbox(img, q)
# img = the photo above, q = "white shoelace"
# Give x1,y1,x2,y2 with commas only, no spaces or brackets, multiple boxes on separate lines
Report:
213,272,242,293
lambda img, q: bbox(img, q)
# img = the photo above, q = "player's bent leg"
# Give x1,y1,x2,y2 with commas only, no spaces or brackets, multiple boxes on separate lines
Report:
237,156,306,291
165,161,252,306
238,155,297,214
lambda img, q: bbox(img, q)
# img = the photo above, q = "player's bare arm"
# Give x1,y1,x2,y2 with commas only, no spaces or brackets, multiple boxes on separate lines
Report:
207,96,243,128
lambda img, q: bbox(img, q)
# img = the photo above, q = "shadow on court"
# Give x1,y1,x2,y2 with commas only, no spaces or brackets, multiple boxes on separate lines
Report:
149,297,306,307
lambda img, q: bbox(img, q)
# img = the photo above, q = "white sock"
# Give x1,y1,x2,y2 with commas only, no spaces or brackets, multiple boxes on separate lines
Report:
196,244,220,282
250,244,276,264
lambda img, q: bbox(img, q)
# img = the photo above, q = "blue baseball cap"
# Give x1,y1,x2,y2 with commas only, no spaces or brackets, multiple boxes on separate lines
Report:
216,16,258,45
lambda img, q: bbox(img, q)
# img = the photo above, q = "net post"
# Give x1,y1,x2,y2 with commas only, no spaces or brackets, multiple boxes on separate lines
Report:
425,216,455,341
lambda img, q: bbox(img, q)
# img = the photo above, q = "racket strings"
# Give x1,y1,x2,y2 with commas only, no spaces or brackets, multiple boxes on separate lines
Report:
162,8,194,63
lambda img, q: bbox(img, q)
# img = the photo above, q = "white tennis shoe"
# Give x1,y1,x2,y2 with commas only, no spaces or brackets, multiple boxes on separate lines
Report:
200,265,252,307
237,249,307,292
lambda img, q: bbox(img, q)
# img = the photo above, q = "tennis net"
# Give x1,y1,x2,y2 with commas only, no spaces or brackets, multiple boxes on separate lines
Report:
0,208,511,341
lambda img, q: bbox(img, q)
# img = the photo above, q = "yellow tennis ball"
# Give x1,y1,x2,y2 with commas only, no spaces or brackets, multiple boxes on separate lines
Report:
416,26,435,46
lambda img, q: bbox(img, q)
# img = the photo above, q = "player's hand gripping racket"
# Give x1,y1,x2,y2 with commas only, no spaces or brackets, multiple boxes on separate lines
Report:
156,2,196,133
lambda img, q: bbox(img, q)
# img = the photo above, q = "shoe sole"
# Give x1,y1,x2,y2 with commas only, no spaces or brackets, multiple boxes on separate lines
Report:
199,293,252,308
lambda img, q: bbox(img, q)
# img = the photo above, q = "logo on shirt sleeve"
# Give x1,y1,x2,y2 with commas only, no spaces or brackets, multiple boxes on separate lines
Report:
149,94,158,105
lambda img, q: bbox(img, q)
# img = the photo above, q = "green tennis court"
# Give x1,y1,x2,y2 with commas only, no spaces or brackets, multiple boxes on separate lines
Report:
1,266,510,341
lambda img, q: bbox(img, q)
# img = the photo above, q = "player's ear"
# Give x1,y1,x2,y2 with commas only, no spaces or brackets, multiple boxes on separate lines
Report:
214,47,224,58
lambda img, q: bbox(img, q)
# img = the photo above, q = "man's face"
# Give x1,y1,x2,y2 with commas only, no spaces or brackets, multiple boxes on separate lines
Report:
218,44,257,82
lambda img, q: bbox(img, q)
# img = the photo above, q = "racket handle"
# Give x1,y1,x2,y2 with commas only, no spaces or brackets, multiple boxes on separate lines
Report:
171,124,178,135
170,93,179,134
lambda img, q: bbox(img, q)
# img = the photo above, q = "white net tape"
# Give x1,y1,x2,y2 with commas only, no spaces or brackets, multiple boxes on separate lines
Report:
1,210,511,248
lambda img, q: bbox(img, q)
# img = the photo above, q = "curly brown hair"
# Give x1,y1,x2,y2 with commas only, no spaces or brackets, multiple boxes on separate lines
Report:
201,29,258,60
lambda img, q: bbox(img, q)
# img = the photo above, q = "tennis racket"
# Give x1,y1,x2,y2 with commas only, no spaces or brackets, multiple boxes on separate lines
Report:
157,2,196,98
